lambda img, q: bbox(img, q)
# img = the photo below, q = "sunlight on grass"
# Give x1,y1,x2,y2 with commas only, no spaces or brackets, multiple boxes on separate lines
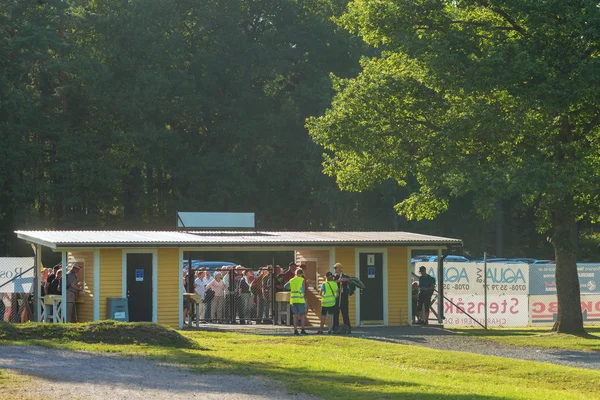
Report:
452,327,600,352
2,324,600,399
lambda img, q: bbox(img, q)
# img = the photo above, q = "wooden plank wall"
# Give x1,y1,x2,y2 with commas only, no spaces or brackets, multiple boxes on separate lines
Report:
99,249,122,320
388,246,409,326
157,248,179,328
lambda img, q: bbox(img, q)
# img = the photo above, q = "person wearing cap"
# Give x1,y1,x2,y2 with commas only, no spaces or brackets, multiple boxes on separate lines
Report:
317,271,338,334
66,264,84,322
416,266,436,325
284,268,307,334
333,262,352,333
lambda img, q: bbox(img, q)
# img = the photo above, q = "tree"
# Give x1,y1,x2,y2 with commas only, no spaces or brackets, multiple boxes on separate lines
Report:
308,1,600,333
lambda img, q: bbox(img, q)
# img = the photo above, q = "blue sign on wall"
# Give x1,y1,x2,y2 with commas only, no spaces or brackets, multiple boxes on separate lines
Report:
529,264,600,295
136,269,144,282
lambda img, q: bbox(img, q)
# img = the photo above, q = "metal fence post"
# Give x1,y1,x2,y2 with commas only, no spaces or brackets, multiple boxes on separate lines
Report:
437,251,445,325
483,252,488,330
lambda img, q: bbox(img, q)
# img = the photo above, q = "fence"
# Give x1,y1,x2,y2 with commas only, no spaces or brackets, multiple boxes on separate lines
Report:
0,257,35,323
414,261,600,328
184,267,286,326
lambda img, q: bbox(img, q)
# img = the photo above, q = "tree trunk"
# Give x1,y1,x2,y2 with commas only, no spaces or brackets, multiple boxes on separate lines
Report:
549,207,585,334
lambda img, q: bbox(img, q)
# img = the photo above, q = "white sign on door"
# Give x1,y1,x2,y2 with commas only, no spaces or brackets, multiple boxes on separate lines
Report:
367,254,375,266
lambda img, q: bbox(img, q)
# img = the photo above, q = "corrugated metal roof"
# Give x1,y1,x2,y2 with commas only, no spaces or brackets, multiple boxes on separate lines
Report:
15,230,462,249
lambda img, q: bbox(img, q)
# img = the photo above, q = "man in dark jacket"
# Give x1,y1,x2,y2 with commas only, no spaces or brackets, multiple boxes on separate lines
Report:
417,266,436,325
333,263,351,333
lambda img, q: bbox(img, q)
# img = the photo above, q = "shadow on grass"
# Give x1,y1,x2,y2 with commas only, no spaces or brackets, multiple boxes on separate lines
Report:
0,321,200,349
0,342,513,400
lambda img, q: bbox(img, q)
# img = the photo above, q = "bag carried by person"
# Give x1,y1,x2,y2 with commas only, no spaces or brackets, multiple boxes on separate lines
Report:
203,288,215,303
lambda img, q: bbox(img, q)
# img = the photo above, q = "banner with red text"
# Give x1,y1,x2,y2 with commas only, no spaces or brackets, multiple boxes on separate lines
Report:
432,294,529,327
529,295,600,326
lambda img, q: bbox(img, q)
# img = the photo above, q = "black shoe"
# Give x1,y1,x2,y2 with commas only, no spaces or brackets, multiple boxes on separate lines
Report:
316,330,323,334
300,329,307,335
327,330,332,334
294,330,299,335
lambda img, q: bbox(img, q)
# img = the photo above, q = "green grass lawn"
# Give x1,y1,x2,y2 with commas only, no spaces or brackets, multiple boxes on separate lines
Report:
1,322,600,399
452,327,600,352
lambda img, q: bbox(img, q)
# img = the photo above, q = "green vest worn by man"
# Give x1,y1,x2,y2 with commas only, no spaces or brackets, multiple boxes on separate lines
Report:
321,281,338,308
289,276,305,304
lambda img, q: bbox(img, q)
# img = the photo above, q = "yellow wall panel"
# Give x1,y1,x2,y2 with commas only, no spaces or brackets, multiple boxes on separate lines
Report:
387,246,408,326
99,249,122,320
157,248,180,328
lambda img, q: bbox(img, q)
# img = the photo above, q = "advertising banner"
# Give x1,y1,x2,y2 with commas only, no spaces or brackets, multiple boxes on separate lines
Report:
0,258,34,293
530,294,600,326
414,262,529,295
431,294,529,327
529,264,600,295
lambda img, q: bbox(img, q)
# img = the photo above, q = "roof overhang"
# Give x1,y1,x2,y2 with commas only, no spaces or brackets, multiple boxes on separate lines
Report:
16,230,463,250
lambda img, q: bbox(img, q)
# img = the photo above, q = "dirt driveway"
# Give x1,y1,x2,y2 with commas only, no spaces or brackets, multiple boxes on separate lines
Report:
0,345,319,400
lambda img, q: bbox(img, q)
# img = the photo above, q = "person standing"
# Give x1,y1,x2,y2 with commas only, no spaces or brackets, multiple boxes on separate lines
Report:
417,266,436,325
411,281,420,324
284,268,307,335
66,264,83,322
202,270,213,321
205,271,227,321
283,262,297,284
333,263,351,333
318,271,338,334
236,269,253,324
194,270,206,321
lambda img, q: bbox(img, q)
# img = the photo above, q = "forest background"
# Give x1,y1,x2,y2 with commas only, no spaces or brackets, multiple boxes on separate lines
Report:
1,0,598,261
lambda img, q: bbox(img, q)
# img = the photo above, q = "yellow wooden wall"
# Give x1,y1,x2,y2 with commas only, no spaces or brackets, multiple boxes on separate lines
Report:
99,249,122,320
68,251,94,322
157,248,179,328
388,246,409,326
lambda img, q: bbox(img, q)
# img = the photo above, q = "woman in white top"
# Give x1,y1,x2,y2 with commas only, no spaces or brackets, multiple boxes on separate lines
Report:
205,272,227,321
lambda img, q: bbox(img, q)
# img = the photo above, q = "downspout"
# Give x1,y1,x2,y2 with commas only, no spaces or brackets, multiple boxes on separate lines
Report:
437,250,448,325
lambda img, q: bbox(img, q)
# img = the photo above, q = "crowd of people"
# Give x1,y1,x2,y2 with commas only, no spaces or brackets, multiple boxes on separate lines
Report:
183,264,277,324
1,263,83,323
182,261,354,334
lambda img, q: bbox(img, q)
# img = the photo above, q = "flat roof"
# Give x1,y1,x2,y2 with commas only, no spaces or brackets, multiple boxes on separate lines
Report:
15,230,462,249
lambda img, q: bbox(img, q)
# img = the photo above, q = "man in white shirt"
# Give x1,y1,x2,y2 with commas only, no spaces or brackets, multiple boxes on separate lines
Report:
194,270,206,322
202,271,212,320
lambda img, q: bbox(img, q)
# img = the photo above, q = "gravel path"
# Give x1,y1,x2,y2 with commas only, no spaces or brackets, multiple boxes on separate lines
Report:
0,345,319,400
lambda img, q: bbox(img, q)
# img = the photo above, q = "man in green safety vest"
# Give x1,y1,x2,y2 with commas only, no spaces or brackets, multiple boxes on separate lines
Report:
317,271,338,334
284,268,307,335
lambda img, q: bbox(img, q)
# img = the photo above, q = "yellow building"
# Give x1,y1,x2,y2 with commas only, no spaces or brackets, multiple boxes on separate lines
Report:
16,230,461,329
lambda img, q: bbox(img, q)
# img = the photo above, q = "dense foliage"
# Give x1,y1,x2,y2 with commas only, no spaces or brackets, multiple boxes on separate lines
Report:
0,0,366,251
308,0,600,333
1,0,598,272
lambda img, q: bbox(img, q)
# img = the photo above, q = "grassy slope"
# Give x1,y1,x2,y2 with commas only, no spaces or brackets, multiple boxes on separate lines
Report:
2,323,600,399
452,327,600,352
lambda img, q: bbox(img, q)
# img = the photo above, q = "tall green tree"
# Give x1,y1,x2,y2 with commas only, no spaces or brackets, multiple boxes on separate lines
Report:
308,0,600,333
